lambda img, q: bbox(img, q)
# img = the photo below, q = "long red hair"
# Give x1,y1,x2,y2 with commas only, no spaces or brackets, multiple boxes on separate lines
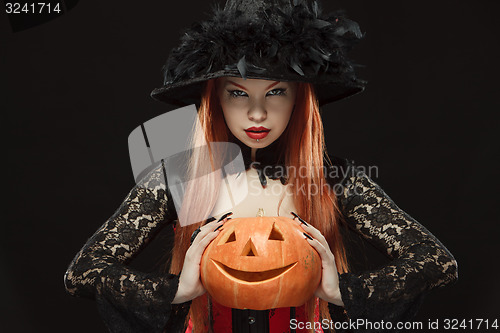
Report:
168,79,348,332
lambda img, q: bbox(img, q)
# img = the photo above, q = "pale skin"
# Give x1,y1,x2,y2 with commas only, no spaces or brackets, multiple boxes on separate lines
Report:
172,77,344,307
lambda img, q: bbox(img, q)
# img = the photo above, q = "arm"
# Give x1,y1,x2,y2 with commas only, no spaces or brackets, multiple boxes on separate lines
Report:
64,162,190,333
331,159,458,323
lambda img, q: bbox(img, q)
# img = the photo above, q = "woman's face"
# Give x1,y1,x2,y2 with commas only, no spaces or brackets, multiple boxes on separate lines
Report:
216,77,298,149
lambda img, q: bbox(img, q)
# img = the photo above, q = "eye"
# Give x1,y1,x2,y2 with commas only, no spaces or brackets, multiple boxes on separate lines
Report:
268,222,284,241
266,88,287,97
227,89,248,98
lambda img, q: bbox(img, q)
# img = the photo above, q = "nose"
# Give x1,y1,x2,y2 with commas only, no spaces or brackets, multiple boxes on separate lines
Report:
241,238,258,256
247,101,267,123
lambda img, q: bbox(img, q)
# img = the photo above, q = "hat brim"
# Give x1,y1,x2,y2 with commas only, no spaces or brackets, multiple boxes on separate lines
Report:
150,70,365,107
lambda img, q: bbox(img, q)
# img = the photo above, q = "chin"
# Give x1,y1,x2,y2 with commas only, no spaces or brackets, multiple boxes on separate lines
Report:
240,136,275,149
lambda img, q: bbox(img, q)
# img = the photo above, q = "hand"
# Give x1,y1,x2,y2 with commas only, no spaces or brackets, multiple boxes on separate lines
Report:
172,214,231,304
291,213,344,307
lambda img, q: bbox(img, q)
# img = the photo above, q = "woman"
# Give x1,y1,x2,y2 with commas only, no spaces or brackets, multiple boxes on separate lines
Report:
64,0,458,332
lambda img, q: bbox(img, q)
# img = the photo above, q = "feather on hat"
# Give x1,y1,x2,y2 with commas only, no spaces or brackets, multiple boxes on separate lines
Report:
151,0,366,106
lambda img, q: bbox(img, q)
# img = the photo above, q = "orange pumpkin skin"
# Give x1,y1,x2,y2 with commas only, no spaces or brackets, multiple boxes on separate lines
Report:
200,216,321,310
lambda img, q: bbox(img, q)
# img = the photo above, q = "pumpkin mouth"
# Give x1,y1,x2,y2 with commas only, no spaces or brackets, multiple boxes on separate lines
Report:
212,260,297,283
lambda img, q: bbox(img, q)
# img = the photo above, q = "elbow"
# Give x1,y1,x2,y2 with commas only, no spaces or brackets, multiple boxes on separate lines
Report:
448,257,459,284
443,243,459,284
64,254,92,298
437,248,459,287
421,241,458,289
64,264,78,297
63,253,108,299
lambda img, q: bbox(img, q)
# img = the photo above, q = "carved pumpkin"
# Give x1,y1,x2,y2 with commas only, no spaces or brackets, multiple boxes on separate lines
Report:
200,216,321,310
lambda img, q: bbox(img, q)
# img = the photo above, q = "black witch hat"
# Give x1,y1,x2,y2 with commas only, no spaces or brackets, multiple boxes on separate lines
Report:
151,0,366,107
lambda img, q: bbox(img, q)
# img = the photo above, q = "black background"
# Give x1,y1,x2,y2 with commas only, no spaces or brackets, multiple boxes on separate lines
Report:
2,1,499,332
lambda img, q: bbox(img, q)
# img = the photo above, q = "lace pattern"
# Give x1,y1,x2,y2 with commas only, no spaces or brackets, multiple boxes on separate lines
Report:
330,161,458,329
64,158,458,332
64,162,188,332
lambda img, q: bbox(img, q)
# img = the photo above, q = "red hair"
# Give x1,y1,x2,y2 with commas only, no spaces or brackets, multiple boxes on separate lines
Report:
168,79,348,332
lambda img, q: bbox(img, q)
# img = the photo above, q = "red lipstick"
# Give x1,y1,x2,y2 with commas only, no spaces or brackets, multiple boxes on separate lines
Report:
244,126,270,140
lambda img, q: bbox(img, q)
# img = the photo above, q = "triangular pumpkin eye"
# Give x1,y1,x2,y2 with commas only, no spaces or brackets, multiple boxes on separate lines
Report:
268,222,284,241
218,227,237,246
225,231,236,243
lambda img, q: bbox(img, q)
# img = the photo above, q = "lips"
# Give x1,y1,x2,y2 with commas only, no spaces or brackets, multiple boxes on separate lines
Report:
245,126,270,140
212,260,297,283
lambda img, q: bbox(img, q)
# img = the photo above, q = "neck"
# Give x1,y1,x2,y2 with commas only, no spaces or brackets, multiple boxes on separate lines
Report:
251,148,257,162
228,132,283,168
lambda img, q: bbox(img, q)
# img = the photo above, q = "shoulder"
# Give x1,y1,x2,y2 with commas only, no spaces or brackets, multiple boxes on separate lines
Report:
135,160,167,189
323,154,357,186
129,160,179,217
323,154,381,208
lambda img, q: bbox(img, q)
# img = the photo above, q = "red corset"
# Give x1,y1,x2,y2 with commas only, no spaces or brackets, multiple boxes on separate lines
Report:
185,298,324,333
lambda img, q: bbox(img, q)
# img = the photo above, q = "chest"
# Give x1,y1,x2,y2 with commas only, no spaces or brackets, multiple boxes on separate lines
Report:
211,168,297,220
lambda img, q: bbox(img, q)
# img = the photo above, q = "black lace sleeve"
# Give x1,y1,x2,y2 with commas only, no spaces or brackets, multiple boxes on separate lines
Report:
328,158,458,330
64,162,190,333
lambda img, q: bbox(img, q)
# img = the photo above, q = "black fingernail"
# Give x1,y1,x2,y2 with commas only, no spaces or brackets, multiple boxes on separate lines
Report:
190,227,202,245
203,217,216,225
291,212,308,226
218,212,233,222
303,232,313,240
298,217,308,227
214,224,224,232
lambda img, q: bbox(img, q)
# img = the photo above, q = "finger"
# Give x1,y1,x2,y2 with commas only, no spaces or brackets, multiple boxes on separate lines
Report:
301,232,335,268
307,228,330,251
201,216,216,226
199,227,222,248
201,212,233,229
191,228,223,262
192,216,229,246
211,212,233,225
296,220,321,238
290,217,330,251
291,212,320,233
218,211,233,220
291,211,309,226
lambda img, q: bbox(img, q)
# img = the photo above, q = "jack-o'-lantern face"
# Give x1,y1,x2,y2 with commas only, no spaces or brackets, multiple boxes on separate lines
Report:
200,216,321,310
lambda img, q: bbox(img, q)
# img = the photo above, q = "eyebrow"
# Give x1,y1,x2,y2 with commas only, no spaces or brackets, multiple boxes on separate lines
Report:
227,80,280,90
